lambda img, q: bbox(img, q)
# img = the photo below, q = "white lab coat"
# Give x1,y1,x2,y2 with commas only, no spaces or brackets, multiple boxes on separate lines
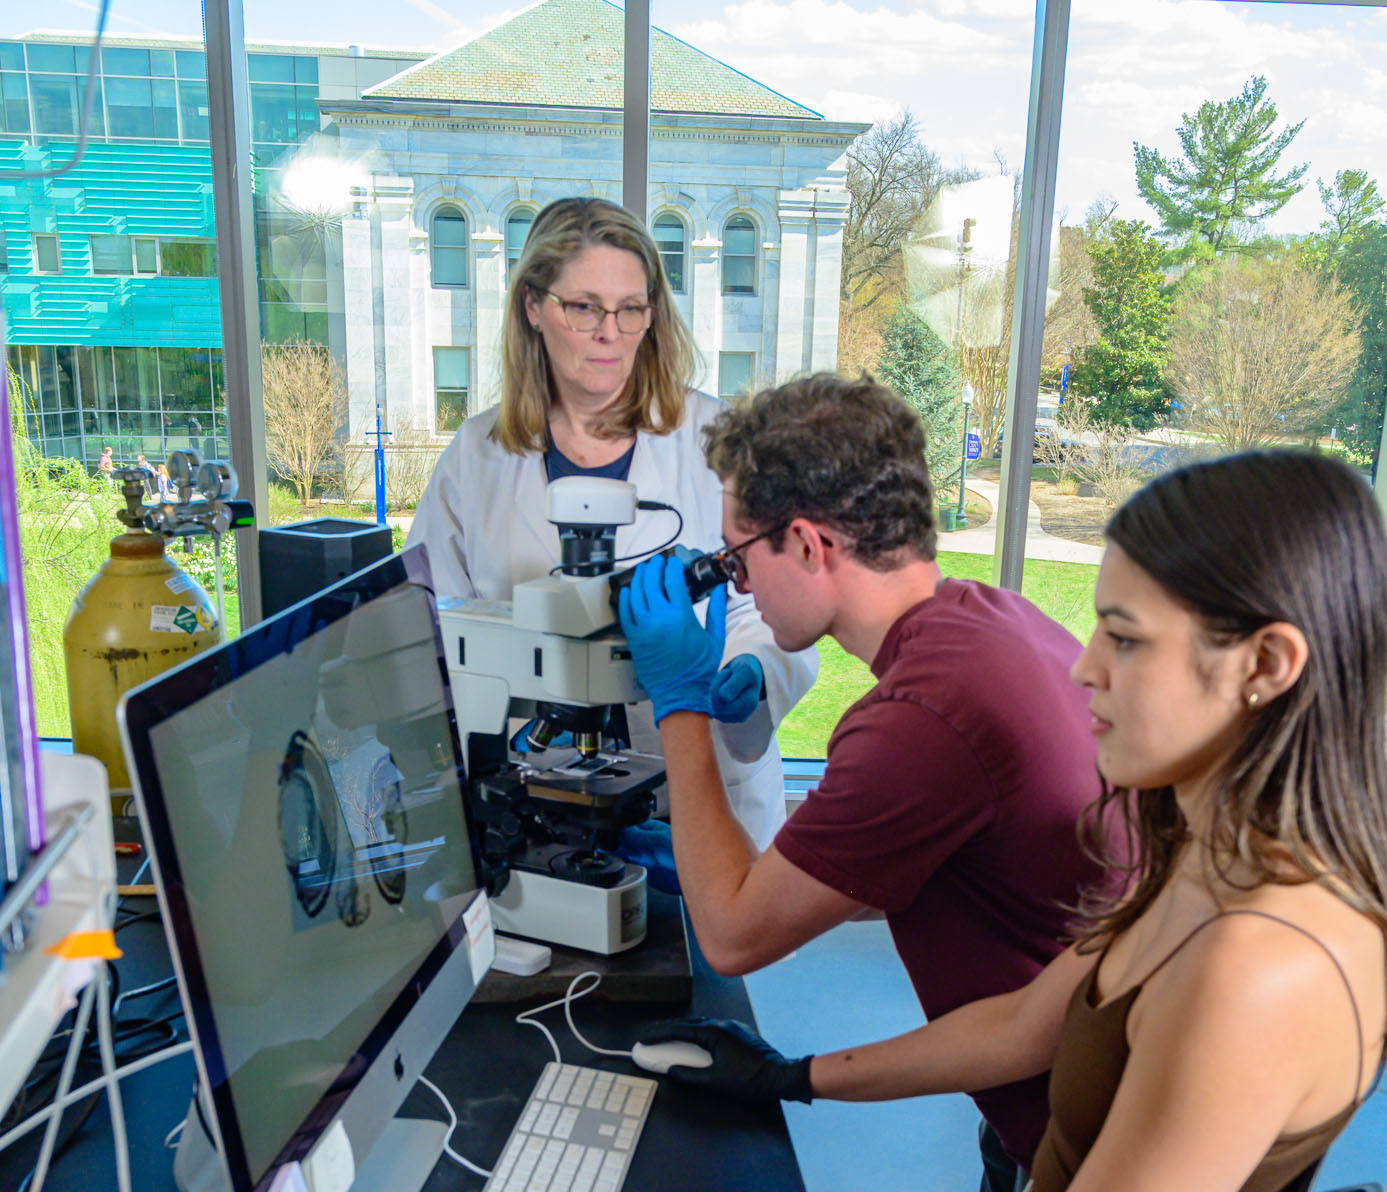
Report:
407,392,818,849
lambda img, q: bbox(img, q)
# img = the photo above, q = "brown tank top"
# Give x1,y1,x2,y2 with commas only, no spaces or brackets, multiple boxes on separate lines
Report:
1029,910,1381,1192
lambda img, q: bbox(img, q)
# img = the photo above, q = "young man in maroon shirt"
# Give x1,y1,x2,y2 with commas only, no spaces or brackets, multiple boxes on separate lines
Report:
617,373,1104,1192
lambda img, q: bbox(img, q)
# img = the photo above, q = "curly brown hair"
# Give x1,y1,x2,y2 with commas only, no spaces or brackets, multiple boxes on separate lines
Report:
703,372,937,568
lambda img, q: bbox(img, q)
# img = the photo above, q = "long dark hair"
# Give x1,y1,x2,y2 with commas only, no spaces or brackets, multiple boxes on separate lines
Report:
1076,450,1387,945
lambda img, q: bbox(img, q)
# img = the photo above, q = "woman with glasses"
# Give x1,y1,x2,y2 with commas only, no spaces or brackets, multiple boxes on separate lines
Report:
409,196,816,853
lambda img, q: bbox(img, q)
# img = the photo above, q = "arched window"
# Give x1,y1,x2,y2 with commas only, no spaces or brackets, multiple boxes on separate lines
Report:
505,210,535,281
653,213,686,293
431,205,468,287
722,216,756,295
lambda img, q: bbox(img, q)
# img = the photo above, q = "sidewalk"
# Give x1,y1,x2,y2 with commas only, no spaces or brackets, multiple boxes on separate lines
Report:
940,477,1103,565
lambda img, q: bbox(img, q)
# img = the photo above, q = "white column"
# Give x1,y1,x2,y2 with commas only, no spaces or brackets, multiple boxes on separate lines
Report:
473,232,505,409
374,178,416,427
341,209,376,441
775,191,815,381
811,190,849,373
689,236,721,393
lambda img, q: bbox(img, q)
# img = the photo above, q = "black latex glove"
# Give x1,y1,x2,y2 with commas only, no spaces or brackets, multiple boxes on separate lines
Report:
635,1017,814,1103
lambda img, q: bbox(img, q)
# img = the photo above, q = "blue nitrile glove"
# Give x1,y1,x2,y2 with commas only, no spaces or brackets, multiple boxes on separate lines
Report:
616,555,726,723
711,654,764,724
634,1018,814,1103
616,820,681,896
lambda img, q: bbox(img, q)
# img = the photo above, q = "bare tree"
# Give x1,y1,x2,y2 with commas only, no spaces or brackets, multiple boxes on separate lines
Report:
842,112,960,311
261,341,346,503
1038,399,1143,510
1167,257,1361,450
383,419,446,510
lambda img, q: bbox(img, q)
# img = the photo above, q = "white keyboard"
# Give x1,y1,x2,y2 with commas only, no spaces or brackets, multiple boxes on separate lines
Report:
482,1061,657,1192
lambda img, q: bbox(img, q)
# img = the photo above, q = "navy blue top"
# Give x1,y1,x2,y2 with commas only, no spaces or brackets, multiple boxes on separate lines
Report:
544,438,636,482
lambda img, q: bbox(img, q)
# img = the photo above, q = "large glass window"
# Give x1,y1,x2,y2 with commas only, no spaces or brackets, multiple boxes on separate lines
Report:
160,239,217,277
722,215,756,295
90,234,131,274
432,206,468,287
178,78,209,141
104,76,156,138
434,347,470,433
653,213,686,293
1,70,29,133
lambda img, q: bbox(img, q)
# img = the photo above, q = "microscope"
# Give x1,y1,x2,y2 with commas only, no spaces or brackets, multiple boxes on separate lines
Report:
436,478,736,956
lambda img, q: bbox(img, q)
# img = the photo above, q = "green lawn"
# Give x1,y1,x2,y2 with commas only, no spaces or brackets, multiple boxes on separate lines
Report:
775,550,1100,758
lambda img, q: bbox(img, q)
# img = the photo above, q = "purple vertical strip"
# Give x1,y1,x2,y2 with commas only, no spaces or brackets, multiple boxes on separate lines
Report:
0,313,45,853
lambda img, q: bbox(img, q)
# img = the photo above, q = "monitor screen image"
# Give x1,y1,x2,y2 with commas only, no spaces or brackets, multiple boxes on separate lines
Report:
119,547,491,1192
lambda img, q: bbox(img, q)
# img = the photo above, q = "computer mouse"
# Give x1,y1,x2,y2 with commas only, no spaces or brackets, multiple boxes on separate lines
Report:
630,1040,715,1075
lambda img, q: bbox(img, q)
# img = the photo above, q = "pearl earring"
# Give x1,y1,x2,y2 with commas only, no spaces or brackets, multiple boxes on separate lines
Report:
1246,692,1260,709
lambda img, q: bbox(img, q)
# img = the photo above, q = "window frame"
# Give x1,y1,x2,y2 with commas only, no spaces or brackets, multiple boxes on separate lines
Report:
89,233,132,275
433,346,471,434
430,204,469,288
505,208,536,283
717,351,756,400
721,215,757,296
653,212,687,294
33,233,60,274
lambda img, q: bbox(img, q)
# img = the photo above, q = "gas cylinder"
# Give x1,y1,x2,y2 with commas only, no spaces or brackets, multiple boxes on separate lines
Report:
63,471,220,798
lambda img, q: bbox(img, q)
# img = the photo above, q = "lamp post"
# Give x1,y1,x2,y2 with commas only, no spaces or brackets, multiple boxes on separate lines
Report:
365,404,391,525
957,382,975,523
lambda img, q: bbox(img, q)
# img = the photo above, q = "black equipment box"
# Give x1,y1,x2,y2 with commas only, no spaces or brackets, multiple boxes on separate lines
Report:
258,518,394,616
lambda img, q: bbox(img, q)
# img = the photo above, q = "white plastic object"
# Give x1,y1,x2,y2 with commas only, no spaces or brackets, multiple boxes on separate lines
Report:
492,934,552,977
629,1041,715,1075
545,477,637,527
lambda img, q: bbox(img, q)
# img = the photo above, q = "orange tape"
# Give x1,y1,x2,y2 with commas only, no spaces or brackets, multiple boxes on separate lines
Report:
45,931,124,961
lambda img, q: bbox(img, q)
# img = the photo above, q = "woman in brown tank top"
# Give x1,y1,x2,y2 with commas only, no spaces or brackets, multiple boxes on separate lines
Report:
640,450,1387,1191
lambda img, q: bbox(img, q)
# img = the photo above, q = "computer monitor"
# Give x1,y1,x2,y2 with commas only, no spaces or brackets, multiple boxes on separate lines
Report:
118,546,494,1192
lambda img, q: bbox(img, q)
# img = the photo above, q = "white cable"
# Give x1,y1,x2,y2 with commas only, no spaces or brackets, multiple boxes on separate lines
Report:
0,1042,195,1153
95,967,132,1192
513,971,634,1061
26,976,97,1192
163,1118,186,1149
417,1074,492,1179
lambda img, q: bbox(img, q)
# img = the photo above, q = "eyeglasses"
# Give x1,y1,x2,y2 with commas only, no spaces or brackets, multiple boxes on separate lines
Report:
710,522,788,587
532,287,653,335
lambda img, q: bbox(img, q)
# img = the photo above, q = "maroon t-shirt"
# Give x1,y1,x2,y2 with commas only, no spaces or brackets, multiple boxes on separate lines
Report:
774,579,1103,1168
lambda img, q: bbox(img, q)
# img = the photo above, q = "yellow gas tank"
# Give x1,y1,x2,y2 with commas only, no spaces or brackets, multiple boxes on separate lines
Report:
64,530,220,796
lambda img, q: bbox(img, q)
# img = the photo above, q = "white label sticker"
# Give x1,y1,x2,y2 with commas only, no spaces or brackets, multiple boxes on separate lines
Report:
301,1119,354,1192
165,572,197,595
464,890,496,981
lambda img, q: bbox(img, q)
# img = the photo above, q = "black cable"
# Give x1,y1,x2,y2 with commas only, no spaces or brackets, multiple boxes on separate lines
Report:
610,501,684,564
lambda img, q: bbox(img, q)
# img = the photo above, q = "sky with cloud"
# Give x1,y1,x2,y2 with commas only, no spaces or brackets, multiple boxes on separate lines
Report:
8,0,1385,234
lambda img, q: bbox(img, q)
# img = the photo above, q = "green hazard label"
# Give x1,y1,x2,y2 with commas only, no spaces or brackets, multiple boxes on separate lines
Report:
172,606,199,634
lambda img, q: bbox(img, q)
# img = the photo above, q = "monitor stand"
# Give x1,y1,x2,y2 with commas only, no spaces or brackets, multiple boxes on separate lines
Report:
174,1101,448,1192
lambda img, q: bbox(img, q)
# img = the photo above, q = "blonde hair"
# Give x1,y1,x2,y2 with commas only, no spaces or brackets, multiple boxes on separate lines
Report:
495,197,697,454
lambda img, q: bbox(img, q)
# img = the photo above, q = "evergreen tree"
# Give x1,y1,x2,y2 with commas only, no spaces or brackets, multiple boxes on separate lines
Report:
1321,223,1387,469
1068,220,1173,429
1316,169,1385,259
875,309,964,500
1134,76,1307,260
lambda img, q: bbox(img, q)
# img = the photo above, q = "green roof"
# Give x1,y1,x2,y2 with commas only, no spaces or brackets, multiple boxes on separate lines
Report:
364,0,821,120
